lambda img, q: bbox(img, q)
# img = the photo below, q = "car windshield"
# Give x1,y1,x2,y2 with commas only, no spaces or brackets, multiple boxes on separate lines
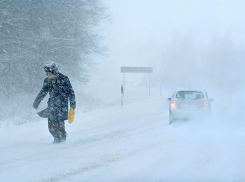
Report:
176,91,204,100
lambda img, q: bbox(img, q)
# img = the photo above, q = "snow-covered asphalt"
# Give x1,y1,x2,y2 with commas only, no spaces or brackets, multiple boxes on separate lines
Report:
1,96,245,182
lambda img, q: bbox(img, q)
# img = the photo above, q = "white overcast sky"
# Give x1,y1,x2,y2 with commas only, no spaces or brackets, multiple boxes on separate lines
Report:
92,0,245,89
102,0,245,44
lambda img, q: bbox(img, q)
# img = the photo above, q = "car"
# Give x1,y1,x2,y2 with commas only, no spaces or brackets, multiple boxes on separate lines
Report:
168,89,214,124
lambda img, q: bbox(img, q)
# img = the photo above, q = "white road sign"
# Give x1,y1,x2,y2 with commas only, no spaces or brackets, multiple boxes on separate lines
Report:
120,67,153,73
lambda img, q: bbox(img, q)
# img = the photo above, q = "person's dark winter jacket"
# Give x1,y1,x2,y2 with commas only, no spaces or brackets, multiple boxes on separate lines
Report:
33,73,76,121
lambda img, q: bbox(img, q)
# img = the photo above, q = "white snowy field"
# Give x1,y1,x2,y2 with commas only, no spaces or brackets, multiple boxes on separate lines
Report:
1,88,245,182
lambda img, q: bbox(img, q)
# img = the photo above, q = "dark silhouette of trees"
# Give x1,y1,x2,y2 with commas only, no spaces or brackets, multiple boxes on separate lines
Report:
0,0,108,94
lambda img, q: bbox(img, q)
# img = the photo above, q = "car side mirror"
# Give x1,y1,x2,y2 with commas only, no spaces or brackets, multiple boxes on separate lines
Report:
210,99,214,102
168,98,171,101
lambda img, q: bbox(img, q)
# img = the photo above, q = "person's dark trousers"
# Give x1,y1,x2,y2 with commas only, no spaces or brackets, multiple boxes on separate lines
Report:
48,119,67,141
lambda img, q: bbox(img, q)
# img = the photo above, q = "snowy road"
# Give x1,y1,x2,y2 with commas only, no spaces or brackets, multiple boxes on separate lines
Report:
1,96,245,181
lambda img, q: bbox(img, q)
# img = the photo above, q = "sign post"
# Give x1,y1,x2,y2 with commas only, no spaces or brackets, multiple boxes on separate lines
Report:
121,84,124,105
120,67,153,98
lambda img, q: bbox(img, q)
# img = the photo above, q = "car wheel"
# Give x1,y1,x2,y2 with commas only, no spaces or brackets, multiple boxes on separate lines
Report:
169,117,174,125
169,111,174,124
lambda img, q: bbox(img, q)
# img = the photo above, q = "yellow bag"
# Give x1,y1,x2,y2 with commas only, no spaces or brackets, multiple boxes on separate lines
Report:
68,108,75,123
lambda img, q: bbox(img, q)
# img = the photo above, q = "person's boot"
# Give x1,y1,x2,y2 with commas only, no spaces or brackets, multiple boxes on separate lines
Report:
60,132,67,142
52,138,61,143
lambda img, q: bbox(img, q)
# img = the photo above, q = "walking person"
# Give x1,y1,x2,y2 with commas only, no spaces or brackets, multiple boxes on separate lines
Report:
33,61,76,143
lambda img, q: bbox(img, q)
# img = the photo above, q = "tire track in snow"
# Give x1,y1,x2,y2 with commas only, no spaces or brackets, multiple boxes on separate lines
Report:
40,141,163,182
39,117,166,182
0,113,163,170
0,129,131,169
